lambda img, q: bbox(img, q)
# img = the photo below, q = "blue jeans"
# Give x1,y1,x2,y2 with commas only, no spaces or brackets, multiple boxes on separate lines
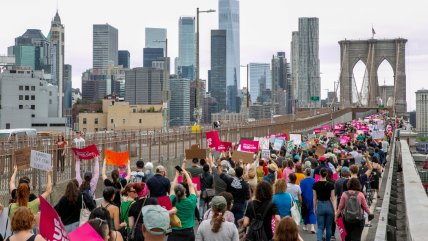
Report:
231,201,247,226
316,200,334,241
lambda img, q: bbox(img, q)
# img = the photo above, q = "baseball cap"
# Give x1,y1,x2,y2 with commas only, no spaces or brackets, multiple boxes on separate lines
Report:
341,166,350,174
318,156,327,162
210,196,227,211
142,205,171,236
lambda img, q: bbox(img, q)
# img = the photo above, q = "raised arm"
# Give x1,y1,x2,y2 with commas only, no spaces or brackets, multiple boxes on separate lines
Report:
125,160,131,181
90,156,100,193
170,171,179,195
9,165,17,192
102,158,108,181
41,170,53,199
183,170,195,195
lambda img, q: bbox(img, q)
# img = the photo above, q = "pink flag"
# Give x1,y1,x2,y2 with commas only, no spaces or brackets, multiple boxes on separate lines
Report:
336,217,347,241
39,195,70,241
206,131,221,148
69,222,104,241
215,142,232,152
340,137,349,145
239,140,259,152
313,128,322,134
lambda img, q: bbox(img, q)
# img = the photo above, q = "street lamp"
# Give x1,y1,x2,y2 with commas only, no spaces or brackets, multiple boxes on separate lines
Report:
153,39,170,131
195,7,216,124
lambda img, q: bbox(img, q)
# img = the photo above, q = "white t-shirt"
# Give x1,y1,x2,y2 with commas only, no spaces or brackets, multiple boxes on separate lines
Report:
286,183,302,200
73,137,85,148
196,219,239,241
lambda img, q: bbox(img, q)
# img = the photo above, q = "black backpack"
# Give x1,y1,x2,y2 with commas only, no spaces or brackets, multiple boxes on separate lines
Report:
245,201,272,241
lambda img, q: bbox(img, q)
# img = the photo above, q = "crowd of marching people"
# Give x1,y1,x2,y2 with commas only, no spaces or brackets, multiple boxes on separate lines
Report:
0,112,401,241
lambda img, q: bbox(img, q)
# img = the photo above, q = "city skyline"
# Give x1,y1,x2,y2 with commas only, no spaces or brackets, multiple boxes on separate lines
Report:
0,0,426,111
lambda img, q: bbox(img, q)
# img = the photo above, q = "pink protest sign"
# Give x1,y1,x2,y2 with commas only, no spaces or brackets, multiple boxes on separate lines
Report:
206,131,221,148
69,222,104,241
336,217,347,241
39,195,70,241
177,176,201,191
157,196,173,210
239,140,259,152
322,125,330,131
215,142,232,152
313,128,321,134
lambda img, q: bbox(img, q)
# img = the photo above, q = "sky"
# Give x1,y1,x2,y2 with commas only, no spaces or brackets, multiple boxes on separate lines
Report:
0,0,426,111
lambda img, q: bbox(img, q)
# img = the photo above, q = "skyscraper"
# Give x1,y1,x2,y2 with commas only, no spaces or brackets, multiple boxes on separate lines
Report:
272,52,292,114
219,0,240,112
118,50,130,69
125,68,163,105
13,29,50,71
295,18,320,108
145,28,167,50
178,17,195,80
249,63,271,103
63,64,72,109
93,24,118,69
416,89,428,137
291,31,299,107
143,48,164,68
210,30,227,112
49,11,65,117
169,76,190,126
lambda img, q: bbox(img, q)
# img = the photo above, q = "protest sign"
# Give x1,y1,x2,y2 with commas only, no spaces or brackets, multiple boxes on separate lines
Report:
232,151,254,164
301,142,309,150
191,125,201,133
327,132,335,138
322,125,330,131
206,131,221,148
177,176,201,191
185,145,206,160
14,147,31,170
336,217,347,241
69,222,103,241
371,131,385,140
315,146,326,157
273,138,284,151
0,206,11,238
286,141,294,153
71,144,99,160
39,195,69,241
261,149,271,160
239,140,259,152
215,142,232,152
313,128,321,134
30,150,52,171
157,196,173,210
104,150,129,166
258,138,270,150
289,134,302,146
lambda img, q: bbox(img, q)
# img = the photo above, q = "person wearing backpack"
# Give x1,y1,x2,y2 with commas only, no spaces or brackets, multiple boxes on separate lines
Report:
335,178,373,241
241,181,280,241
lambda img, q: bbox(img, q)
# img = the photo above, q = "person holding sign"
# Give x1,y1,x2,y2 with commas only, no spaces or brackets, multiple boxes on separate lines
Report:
76,155,100,199
9,168,52,220
9,165,37,203
102,158,131,207
6,207,47,241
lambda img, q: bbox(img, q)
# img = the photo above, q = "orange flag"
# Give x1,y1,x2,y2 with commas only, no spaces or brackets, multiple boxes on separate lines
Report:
105,150,129,166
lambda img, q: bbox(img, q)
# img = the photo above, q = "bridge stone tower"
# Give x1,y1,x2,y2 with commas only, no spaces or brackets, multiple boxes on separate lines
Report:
339,38,407,116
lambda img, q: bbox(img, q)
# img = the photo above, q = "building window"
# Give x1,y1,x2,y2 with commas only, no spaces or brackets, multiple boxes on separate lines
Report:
123,119,125,124
94,118,98,124
111,119,114,124
30,105,35,110
95,128,98,132
139,119,142,124
49,99,52,104
31,86,35,91
31,114,35,118
83,128,87,133
5,123,10,129
133,109,136,113
31,95,35,100
19,86,23,91
19,105,23,109
25,86,29,91
49,91,52,96
25,95,29,100
83,118,87,124
19,95,23,100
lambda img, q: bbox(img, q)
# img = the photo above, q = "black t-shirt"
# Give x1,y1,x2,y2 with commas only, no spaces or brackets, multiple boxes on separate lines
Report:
104,179,127,207
128,197,159,241
10,189,37,203
146,174,171,198
220,173,250,204
200,172,213,191
312,181,335,201
244,200,278,240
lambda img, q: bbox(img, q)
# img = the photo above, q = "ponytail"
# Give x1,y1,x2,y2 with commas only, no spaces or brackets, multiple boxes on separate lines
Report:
211,208,225,233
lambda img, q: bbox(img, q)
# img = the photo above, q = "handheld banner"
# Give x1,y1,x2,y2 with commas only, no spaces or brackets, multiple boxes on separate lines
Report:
104,150,129,166
71,144,99,160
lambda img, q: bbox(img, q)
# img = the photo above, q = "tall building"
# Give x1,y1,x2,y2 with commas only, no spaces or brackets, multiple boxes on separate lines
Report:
13,29,50,71
249,63,271,103
210,30,227,112
219,0,240,112
291,31,299,104
93,24,118,69
81,67,125,102
145,28,167,50
272,52,292,114
125,68,163,105
178,17,196,80
118,50,130,69
48,11,65,117
416,89,428,137
143,48,163,67
190,80,206,123
169,76,190,126
295,18,320,108
63,64,72,109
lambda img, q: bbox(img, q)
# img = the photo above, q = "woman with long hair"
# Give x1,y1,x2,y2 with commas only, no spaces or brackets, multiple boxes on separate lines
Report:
299,168,316,233
87,218,110,241
196,196,239,241
241,181,280,241
6,207,46,241
272,179,294,218
102,159,131,207
9,170,52,220
56,134,67,172
313,168,336,241
274,217,304,241
100,186,126,231
55,179,92,233
283,160,295,183
119,183,137,237
203,191,235,223
89,207,123,241
76,155,99,197
294,164,306,185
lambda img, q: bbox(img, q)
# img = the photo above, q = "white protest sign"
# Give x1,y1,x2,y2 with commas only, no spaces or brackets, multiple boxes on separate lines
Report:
371,131,385,140
273,138,284,151
289,134,302,146
261,149,271,160
0,206,11,238
30,150,52,171
258,138,270,150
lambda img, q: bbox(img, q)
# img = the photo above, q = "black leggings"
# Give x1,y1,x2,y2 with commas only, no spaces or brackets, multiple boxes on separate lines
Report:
344,220,364,241
167,228,195,241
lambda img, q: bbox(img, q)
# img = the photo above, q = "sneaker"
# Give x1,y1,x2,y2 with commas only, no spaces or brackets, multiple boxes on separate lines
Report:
303,226,308,231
